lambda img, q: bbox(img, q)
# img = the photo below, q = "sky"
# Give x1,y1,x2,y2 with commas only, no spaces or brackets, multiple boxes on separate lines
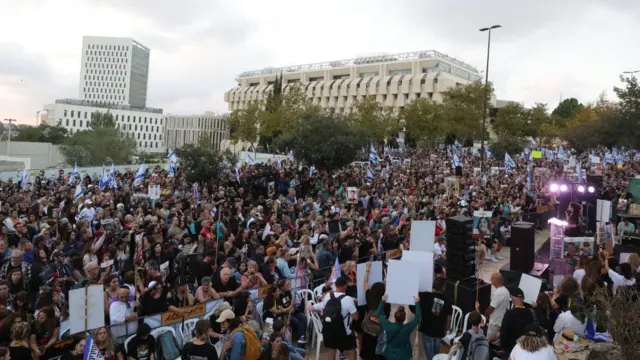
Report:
1,0,639,125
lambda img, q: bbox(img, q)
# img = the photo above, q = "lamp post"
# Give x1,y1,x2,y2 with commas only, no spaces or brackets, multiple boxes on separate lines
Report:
3,119,16,156
479,24,501,173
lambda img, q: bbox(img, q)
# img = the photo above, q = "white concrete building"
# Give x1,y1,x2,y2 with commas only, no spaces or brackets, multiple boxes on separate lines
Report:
164,112,230,150
225,50,482,113
43,99,165,153
79,36,150,108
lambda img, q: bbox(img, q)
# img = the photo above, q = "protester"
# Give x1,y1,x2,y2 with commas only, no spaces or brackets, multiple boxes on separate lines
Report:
182,319,218,360
377,294,421,360
509,324,557,360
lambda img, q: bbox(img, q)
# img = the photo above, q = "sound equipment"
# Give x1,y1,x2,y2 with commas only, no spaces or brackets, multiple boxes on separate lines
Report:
499,269,522,289
455,166,463,177
510,221,535,273
586,174,603,187
446,215,476,281
445,277,492,314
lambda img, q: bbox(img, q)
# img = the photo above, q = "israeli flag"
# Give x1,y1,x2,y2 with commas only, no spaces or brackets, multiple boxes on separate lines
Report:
74,184,83,201
245,152,254,165
99,165,107,190
504,153,516,172
369,144,379,163
453,154,462,168
330,258,342,283
49,168,57,181
454,140,461,148
309,166,317,177
527,164,532,189
366,164,375,182
577,162,583,181
167,149,178,164
165,161,175,177
235,166,241,183
210,206,217,218
193,184,200,205
83,332,104,360
108,163,116,188
132,162,146,187
20,169,29,190
69,162,78,185
485,146,492,158
288,150,295,163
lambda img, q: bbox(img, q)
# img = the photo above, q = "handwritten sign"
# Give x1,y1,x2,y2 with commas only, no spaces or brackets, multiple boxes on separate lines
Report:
161,303,206,325
387,249,401,259
258,286,270,297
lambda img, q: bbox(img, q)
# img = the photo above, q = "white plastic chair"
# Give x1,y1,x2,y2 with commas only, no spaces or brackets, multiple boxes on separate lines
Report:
461,312,487,332
256,301,264,319
442,305,463,345
296,288,315,303
180,318,200,345
309,311,324,360
433,344,463,360
313,283,325,300
305,300,316,327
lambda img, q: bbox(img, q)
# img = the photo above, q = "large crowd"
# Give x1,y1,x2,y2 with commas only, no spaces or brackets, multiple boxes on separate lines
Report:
0,144,635,360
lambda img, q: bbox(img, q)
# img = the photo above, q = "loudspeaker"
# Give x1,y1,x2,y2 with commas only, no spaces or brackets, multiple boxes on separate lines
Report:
510,222,535,273
499,269,522,289
455,166,463,177
446,216,476,281
445,277,492,314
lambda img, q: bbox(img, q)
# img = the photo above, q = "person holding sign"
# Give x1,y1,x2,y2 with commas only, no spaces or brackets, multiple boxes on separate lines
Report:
182,319,218,360
376,294,421,360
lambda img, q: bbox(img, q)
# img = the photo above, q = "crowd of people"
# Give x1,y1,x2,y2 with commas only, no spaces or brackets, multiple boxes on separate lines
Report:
0,144,633,360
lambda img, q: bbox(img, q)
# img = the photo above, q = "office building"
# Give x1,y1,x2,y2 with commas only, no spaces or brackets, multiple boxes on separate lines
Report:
43,99,165,153
79,36,151,108
164,112,230,150
225,50,482,113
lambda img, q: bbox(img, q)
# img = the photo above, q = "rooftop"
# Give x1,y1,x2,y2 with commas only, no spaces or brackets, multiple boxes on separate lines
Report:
55,99,163,114
237,50,481,79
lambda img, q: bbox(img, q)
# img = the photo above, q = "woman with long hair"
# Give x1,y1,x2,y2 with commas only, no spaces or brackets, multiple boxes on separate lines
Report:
377,294,421,360
182,319,217,360
103,274,120,313
29,307,58,359
9,322,32,360
552,277,582,312
90,327,124,360
533,292,556,343
60,335,85,360
553,301,587,342
360,280,388,360
508,324,556,359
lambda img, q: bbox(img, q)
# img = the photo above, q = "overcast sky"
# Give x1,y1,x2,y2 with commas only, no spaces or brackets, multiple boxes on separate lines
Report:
1,0,639,124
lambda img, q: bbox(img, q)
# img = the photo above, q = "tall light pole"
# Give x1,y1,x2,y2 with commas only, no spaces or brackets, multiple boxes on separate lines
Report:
4,119,16,156
479,24,501,173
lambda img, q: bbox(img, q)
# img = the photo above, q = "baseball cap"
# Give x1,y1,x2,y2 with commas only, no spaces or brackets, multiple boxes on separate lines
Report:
216,309,236,323
509,287,525,299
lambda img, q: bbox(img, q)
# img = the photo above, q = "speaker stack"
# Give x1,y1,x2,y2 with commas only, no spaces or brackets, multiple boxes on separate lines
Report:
445,215,476,280
510,221,535,274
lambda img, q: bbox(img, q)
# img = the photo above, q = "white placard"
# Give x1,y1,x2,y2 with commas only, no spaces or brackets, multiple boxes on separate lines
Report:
69,285,105,334
596,199,612,225
386,260,419,305
518,273,542,305
147,184,160,199
410,221,435,253
553,275,565,288
402,251,433,292
620,252,631,264
357,261,383,305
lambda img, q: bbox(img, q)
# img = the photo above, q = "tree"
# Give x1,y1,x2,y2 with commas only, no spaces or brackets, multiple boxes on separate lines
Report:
259,72,284,151
277,113,365,172
441,81,494,142
349,97,398,145
613,75,640,147
401,98,447,147
59,111,136,166
228,102,260,148
13,123,68,144
177,144,237,184
489,137,526,160
551,97,583,120
491,103,531,139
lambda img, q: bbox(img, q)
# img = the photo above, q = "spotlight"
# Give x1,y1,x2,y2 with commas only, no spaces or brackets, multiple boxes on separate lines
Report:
560,184,569,192
577,185,585,193
588,186,595,193
550,183,559,192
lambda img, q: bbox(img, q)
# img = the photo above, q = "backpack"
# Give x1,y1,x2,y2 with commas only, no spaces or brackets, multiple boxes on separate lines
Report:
321,292,348,335
361,308,382,337
156,331,181,360
231,326,263,360
465,329,490,360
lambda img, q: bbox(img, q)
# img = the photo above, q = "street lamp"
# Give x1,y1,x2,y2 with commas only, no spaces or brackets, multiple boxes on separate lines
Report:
479,24,501,173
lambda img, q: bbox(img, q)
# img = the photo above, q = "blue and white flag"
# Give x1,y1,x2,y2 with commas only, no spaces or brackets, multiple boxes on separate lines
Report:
210,206,217,218
288,150,295,163
369,144,379,163
235,167,241,183
309,166,317,177
167,149,178,164
504,153,516,172
132,162,146,187
245,152,254,165
330,258,342,283
485,146,492,158
193,184,200,205
83,332,104,360
99,165,107,190
108,163,116,188
74,184,83,201
527,164,532,189
453,154,462,168
577,162,583,182
69,162,78,185
20,169,28,190
49,168,57,181
366,164,375,182
454,140,461,148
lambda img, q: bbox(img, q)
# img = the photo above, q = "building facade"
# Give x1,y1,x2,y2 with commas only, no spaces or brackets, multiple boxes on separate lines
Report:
225,50,482,113
164,112,230,150
79,36,150,108
43,99,165,153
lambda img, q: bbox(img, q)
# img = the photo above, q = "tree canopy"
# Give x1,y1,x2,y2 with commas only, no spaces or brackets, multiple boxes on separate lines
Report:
13,123,68,144
177,143,238,184
59,111,137,166
551,97,583,120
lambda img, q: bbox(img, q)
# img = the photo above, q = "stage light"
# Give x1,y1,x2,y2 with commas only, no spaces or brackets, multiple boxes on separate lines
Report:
560,184,569,192
577,185,585,193
588,186,595,193
550,183,559,192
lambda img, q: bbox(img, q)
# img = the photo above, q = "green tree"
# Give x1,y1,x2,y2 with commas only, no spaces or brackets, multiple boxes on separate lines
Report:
441,81,494,142
259,73,284,151
229,103,261,149
13,123,68,144
613,75,640,147
177,144,237,184
401,98,447,147
349,97,398,145
491,103,530,139
59,111,136,166
551,97,583,120
277,113,365,172
489,137,526,160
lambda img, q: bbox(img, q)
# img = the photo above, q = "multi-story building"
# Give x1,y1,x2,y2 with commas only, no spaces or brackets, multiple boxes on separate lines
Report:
164,112,230,150
79,36,150,108
43,99,165,153
225,50,482,113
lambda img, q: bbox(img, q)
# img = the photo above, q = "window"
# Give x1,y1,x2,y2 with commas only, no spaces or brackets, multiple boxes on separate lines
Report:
80,120,83,127
64,110,68,117
84,112,88,119
65,119,69,126
72,120,76,127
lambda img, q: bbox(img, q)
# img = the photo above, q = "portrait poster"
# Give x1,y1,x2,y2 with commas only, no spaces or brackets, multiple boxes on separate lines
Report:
473,210,493,239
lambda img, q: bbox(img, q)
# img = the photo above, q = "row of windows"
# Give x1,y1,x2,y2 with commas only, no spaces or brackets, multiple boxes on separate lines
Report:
84,81,126,89
86,93,125,101
84,74,128,82
85,68,127,77
62,118,163,137
138,142,160,149
84,87,126,95
87,44,129,51
61,110,163,126
86,61,126,70
86,50,127,58
85,56,128,64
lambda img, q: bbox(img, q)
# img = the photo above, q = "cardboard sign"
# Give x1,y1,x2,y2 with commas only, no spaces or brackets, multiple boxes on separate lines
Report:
531,150,542,159
258,286,270,297
387,249,401,259
161,303,206,325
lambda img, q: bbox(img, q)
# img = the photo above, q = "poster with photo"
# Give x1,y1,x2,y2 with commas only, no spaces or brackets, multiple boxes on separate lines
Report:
564,237,595,258
473,210,493,239
347,187,359,204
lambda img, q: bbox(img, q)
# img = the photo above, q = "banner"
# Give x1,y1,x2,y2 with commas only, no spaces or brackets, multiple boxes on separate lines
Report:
531,150,542,159
161,303,206,325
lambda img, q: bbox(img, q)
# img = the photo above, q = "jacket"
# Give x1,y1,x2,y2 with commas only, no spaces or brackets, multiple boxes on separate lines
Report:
0,261,31,288
377,300,421,360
